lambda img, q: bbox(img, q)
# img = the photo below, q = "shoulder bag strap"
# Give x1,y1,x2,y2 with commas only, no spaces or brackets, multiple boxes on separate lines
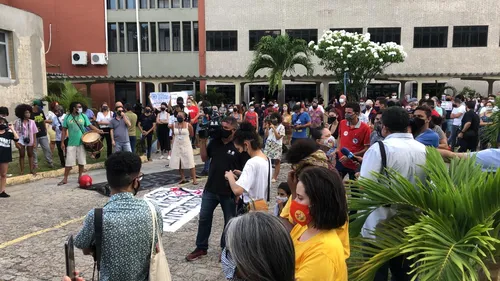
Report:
94,208,103,271
145,200,158,255
267,157,271,202
377,141,387,175
72,114,86,134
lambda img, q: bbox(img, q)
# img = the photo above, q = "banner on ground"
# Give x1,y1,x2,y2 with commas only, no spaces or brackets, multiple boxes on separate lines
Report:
144,187,203,232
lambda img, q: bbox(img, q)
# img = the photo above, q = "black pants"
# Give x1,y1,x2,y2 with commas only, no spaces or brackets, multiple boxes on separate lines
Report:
143,134,153,160
191,123,198,146
374,255,414,281
457,136,478,152
96,127,112,158
157,124,171,152
55,141,65,167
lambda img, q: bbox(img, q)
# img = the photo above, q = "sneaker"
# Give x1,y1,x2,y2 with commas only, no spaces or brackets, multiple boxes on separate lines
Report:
155,150,160,154
186,249,207,261
0,191,10,198
271,179,277,183
160,155,165,160
167,155,171,160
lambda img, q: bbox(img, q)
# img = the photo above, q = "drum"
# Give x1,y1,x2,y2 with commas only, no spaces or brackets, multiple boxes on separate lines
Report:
81,131,104,153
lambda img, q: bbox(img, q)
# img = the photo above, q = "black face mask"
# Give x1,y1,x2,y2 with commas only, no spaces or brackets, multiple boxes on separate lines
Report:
160,107,166,111
312,105,318,109
132,180,141,196
145,109,151,114
177,117,184,123
220,128,232,139
411,118,426,132
177,102,184,107
328,117,337,123
0,124,7,130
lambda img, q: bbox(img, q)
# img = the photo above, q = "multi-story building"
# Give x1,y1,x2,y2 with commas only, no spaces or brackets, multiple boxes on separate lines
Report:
2,0,500,107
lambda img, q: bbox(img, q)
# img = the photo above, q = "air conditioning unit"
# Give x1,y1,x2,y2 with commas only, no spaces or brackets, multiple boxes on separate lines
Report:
91,53,107,65
71,51,88,65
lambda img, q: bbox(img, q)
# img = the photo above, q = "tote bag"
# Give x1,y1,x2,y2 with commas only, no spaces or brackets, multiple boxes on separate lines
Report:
145,200,172,281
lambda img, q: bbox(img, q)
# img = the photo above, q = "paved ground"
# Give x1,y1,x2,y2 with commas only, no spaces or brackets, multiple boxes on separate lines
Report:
0,153,289,281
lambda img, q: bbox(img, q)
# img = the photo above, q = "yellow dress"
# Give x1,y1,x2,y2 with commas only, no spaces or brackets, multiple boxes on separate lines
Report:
280,197,350,259
291,224,348,281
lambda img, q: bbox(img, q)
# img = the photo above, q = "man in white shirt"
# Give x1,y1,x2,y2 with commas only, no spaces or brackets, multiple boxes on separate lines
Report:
359,106,426,281
448,97,466,150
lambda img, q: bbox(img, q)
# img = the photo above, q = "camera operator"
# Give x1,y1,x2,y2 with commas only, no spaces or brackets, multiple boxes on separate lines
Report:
186,116,249,261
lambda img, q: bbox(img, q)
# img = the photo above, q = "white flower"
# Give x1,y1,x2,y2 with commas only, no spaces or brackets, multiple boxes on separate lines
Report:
314,45,319,51
343,61,347,64
379,58,384,62
347,54,353,58
308,41,315,47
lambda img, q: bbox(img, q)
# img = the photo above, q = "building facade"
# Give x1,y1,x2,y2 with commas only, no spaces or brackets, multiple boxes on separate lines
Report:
3,0,500,107
0,3,47,121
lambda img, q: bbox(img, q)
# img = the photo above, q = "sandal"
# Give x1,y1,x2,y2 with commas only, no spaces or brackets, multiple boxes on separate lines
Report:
57,181,67,186
178,179,189,185
192,181,199,185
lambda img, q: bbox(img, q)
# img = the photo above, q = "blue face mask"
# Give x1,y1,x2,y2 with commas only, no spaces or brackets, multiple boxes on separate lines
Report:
221,248,244,280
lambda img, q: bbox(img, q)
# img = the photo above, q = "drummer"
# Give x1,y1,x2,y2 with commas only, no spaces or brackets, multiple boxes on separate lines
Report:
58,102,103,186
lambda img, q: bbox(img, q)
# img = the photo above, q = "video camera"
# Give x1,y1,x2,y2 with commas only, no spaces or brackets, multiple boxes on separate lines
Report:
199,116,222,139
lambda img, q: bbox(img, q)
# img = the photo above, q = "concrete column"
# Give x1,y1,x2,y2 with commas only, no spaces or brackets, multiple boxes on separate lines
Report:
167,82,175,92
416,80,423,100
399,81,407,97
322,80,330,106
234,81,242,105
487,80,495,96
153,82,160,92
315,82,321,99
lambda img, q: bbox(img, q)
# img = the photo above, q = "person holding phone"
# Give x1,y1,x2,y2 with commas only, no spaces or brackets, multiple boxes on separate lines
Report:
0,117,19,198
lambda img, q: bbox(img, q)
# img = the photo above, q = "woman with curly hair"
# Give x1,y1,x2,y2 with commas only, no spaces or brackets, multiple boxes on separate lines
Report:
14,104,38,175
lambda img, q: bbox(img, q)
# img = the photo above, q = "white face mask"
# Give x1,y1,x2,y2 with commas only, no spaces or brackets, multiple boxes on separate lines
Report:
486,106,493,111
392,96,397,99
249,108,255,112
229,108,233,113
425,96,430,99
323,136,336,148
339,98,345,104
276,196,289,202
78,108,83,114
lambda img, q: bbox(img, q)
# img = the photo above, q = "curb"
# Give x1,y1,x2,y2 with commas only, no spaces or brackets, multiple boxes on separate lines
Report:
6,156,149,187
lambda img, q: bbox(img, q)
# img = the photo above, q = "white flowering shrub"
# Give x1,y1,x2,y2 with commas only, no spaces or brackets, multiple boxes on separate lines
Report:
310,30,407,101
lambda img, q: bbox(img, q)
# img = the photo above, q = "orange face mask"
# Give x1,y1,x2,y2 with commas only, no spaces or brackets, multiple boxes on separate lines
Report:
290,200,312,226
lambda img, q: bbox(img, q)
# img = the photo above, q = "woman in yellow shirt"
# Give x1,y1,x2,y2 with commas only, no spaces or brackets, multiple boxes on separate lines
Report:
289,166,348,281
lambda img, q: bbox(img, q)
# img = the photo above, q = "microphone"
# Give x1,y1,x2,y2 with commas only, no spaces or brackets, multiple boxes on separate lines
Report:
340,147,360,163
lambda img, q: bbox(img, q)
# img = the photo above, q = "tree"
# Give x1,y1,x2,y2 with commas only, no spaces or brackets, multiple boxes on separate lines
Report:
246,34,314,105
348,148,500,281
310,30,406,101
44,81,90,112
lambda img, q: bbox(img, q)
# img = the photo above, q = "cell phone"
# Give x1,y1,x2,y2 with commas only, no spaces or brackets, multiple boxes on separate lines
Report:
65,235,76,281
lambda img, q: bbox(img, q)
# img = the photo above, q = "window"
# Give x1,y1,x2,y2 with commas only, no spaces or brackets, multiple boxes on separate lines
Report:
206,31,238,51
119,23,125,52
367,27,401,44
453,26,488,47
150,23,157,51
183,22,192,51
193,21,199,51
413,27,448,48
159,22,171,51
150,0,155,8
117,0,123,9
0,31,10,78
158,0,169,8
126,0,135,9
140,22,149,52
193,0,197,7
330,28,363,34
126,23,138,52
285,29,317,43
249,30,281,50
140,0,147,8
107,0,116,9
172,0,180,8
108,23,118,52
182,0,190,8
172,22,181,51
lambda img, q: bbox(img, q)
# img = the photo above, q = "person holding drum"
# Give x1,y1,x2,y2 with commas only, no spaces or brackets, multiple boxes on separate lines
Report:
59,102,103,186
95,102,114,159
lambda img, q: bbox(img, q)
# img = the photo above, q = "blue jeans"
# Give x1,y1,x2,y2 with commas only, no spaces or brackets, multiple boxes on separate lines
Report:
129,136,137,153
195,190,236,250
115,141,132,152
448,125,460,150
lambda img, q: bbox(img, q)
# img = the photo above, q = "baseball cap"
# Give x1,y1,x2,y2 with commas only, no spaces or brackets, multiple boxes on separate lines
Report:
33,99,44,107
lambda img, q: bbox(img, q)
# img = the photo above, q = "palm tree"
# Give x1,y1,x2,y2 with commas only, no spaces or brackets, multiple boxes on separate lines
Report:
246,34,314,105
348,148,500,281
44,81,91,112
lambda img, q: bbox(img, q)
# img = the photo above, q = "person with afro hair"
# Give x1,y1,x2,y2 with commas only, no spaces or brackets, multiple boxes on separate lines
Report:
13,104,38,175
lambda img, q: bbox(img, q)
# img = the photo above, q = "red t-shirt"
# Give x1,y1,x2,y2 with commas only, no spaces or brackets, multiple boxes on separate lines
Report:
431,109,440,117
336,119,371,170
245,111,258,127
335,103,346,121
188,106,199,124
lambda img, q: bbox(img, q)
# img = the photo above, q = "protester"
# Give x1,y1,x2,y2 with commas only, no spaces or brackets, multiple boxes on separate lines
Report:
287,166,348,280
222,212,295,281
156,102,171,159
412,106,440,147
138,105,156,161
335,102,371,180
243,104,259,131
335,94,347,121
59,102,103,186
369,110,385,146
82,104,95,123
375,97,387,111
308,100,323,129
74,152,163,281
360,106,426,281
263,112,285,182
457,100,480,152
449,96,466,149
51,105,66,167
186,116,249,261
438,148,500,172
170,111,197,185
291,104,311,144
275,182,291,216
229,104,243,123
32,99,54,169
14,104,38,175
282,104,293,145
310,126,336,169
96,103,114,158
0,106,8,118
326,108,340,139
225,122,271,207
479,100,494,149
110,106,132,153
0,117,18,198
123,104,138,153
187,98,200,148
47,103,57,154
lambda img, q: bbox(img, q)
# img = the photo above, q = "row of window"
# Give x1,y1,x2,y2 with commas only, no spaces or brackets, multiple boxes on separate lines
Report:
107,0,197,9
107,21,199,52
0,31,15,79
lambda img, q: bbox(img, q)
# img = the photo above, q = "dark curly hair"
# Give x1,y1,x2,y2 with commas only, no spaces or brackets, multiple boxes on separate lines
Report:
299,166,347,230
233,122,262,150
105,151,142,189
286,138,318,164
0,106,9,116
15,104,33,119
270,112,282,124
